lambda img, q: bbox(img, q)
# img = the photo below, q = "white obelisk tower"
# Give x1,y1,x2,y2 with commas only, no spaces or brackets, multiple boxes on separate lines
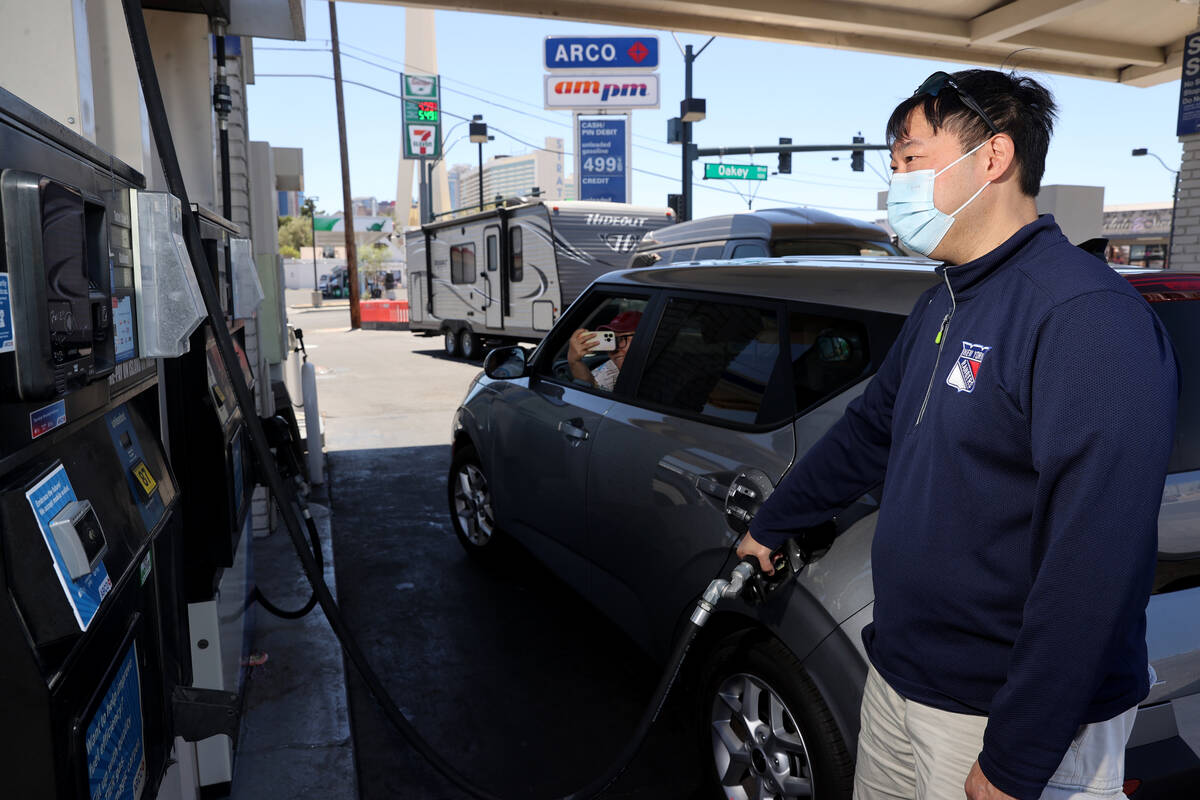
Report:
396,8,449,226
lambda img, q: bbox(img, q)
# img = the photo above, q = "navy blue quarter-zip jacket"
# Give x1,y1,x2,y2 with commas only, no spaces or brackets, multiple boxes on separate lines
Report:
749,216,1179,800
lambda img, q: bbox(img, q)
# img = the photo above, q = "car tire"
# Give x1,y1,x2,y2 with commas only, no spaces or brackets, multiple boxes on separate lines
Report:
443,327,460,358
697,634,855,800
459,329,481,361
447,444,506,561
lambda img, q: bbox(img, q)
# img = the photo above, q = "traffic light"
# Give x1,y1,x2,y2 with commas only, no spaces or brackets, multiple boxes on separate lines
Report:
667,193,684,218
778,137,792,174
851,134,865,172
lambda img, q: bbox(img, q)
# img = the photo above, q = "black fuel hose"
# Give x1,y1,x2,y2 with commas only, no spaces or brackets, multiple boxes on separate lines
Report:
250,500,324,620
121,4,707,796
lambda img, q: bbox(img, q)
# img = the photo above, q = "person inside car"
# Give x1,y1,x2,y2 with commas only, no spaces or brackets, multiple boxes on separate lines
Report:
566,310,642,391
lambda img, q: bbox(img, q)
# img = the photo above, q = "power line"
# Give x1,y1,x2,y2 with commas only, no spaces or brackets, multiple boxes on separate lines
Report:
255,43,886,191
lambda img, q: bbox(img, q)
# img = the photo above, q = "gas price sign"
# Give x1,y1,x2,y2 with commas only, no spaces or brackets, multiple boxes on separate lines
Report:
578,117,627,203
404,99,439,124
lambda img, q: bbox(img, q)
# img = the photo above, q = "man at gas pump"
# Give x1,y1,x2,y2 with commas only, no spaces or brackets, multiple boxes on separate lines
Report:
737,69,1179,800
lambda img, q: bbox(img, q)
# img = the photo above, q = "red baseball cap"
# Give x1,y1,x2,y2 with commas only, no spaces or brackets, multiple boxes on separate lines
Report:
598,310,643,334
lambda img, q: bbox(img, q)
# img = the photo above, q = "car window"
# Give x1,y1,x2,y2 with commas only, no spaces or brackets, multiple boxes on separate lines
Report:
730,241,769,259
788,310,872,413
694,244,724,260
669,247,695,263
772,239,899,257
450,243,476,284
539,293,651,394
636,297,785,426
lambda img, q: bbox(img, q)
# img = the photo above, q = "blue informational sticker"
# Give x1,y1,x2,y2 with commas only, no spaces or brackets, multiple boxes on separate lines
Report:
25,464,112,630
105,407,166,534
31,400,68,439
0,273,13,354
85,643,147,800
113,296,136,364
579,117,627,203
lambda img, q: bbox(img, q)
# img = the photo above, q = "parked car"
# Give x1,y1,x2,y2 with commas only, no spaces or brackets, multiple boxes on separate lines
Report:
632,207,900,268
448,258,1200,799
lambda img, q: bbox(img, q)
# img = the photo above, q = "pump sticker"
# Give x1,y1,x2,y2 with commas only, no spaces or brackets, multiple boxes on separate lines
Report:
0,273,13,353
113,296,135,363
25,464,113,630
31,400,67,439
84,642,147,800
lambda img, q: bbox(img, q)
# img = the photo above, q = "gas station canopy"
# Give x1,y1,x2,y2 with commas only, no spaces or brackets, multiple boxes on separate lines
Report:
374,0,1196,86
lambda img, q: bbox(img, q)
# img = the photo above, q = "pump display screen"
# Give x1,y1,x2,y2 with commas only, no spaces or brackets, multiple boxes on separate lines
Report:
40,180,93,349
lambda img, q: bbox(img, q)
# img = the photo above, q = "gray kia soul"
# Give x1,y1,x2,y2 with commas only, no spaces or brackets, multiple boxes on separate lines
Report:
448,258,1200,800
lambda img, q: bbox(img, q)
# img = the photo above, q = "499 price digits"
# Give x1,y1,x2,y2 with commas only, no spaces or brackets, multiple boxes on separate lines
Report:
583,156,623,173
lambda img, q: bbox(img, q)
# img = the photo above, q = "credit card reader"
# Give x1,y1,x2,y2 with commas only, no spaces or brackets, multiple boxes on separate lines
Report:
48,499,107,581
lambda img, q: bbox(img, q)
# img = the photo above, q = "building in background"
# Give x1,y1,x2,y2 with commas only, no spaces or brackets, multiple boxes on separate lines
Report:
352,195,379,217
1103,202,1173,267
447,163,471,211
456,136,565,210
277,190,304,216
273,146,304,217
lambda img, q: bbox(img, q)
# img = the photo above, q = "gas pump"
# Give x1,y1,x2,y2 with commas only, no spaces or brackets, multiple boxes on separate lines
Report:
158,207,259,793
0,85,198,799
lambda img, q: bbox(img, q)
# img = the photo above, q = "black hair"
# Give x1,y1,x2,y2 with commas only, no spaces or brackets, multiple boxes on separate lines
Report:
886,69,1057,197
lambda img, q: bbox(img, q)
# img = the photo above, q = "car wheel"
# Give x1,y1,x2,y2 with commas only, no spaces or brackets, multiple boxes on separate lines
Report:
459,329,481,361
448,444,505,560
443,327,460,358
698,635,854,800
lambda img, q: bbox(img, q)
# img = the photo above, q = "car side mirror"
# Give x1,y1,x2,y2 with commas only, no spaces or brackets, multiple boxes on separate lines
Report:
483,346,529,379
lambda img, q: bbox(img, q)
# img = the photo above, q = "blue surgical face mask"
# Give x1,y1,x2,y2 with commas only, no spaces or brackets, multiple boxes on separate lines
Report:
887,139,992,257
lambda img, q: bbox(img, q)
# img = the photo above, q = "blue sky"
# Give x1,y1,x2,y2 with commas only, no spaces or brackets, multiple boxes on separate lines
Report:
247,1,1185,222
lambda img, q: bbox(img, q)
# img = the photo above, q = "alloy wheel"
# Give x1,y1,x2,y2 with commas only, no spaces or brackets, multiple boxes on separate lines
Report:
711,672,815,799
452,462,494,546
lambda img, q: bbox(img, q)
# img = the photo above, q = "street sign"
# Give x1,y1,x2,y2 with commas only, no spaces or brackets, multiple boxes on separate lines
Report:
404,124,440,158
1179,32,1200,136
545,73,660,110
578,117,627,203
704,163,768,181
545,36,659,71
402,74,439,101
404,99,439,123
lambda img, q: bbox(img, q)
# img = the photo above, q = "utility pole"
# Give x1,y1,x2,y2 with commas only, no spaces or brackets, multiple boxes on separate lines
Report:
329,1,360,328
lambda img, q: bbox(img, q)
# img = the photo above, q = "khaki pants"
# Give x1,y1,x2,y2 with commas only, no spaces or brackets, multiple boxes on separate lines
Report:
853,664,1137,800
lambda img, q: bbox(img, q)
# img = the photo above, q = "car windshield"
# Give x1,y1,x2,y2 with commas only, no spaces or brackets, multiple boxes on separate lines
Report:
772,239,900,257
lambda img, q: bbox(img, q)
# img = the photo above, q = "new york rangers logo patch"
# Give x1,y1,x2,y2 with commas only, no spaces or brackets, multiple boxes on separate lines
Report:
946,341,991,393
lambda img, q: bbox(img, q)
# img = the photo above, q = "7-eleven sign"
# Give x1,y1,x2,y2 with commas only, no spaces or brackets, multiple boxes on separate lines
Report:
404,123,441,158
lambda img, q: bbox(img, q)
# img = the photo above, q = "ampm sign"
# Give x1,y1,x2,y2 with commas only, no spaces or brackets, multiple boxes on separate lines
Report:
544,74,660,110
545,36,659,71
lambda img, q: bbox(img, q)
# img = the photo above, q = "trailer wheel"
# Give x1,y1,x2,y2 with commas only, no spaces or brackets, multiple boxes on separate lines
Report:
443,327,460,358
459,329,482,361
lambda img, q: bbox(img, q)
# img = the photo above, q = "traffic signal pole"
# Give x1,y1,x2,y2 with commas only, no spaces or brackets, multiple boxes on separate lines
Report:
681,44,694,223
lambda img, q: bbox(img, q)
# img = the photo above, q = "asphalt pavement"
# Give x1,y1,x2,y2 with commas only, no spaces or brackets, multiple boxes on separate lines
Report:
273,303,709,798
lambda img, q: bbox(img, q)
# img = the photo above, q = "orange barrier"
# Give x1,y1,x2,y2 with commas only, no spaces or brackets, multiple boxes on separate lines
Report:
360,299,410,329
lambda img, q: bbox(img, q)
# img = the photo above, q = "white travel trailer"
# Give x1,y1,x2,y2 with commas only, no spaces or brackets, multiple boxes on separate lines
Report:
407,198,674,358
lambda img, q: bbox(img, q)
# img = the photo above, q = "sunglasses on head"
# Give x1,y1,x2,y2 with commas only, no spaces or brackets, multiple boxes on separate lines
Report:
914,72,1001,137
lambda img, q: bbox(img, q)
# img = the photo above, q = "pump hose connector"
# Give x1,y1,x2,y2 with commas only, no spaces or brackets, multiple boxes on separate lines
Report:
690,558,757,627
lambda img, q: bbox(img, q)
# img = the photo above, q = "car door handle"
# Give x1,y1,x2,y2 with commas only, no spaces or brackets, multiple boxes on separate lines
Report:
557,419,589,441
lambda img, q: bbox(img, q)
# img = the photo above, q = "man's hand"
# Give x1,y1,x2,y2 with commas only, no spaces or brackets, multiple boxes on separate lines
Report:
965,760,1017,800
735,532,776,576
567,329,597,364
